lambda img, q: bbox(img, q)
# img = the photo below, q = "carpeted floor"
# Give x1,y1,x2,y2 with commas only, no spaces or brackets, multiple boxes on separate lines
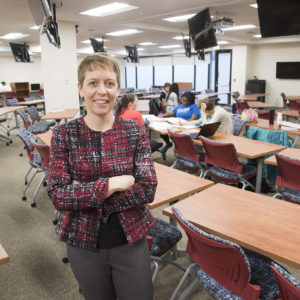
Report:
0,126,299,300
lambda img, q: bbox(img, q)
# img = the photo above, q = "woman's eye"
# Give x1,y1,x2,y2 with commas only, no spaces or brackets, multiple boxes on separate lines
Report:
107,81,115,87
89,81,96,86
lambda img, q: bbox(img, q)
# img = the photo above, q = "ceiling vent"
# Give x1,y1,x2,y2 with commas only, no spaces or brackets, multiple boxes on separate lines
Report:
212,17,235,30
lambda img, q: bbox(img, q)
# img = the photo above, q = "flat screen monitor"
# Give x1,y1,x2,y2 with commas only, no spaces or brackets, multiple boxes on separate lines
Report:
31,83,41,91
125,46,138,63
188,8,217,50
45,19,60,47
276,62,300,79
90,38,105,53
9,42,34,63
257,0,300,38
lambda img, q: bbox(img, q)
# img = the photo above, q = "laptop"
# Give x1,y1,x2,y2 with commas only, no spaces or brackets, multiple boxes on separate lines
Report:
190,121,221,139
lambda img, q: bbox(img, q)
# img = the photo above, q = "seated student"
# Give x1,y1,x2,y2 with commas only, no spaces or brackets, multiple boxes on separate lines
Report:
160,82,171,113
165,83,179,112
160,91,200,121
190,98,233,134
115,93,163,152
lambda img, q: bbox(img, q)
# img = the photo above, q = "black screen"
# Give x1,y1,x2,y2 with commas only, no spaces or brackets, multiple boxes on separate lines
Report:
31,83,40,91
90,38,105,53
125,46,138,63
276,62,300,79
257,0,300,38
183,38,191,58
9,42,34,62
188,8,217,50
45,20,60,47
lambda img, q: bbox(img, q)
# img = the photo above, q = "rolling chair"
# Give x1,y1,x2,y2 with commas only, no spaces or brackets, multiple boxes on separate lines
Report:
273,154,300,204
25,106,55,129
170,207,280,300
231,115,246,136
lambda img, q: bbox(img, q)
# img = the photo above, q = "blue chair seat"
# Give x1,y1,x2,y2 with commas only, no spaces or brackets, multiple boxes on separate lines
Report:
282,187,300,204
175,152,206,170
148,218,182,256
208,163,257,182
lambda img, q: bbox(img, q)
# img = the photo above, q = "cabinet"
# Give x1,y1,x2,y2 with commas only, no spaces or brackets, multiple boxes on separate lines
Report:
10,82,30,100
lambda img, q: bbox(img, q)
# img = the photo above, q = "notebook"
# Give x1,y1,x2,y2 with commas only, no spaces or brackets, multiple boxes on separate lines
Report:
189,121,221,139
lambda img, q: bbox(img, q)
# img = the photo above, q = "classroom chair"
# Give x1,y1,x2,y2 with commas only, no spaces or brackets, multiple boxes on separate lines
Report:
25,106,55,128
200,136,256,190
17,128,48,207
273,154,300,204
24,97,34,101
281,92,288,109
271,262,300,300
6,97,18,106
168,130,206,177
170,207,280,300
231,115,246,136
147,217,185,284
0,116,12,146
288,100,300,113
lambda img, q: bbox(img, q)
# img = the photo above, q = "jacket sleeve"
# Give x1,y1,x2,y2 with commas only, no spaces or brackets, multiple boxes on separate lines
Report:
47,126,108,211
103,125,157,214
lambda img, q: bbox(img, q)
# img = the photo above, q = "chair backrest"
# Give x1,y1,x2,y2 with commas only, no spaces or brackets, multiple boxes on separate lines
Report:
275,154,300,191
171,207,261,299
5,92,15,99
231,115,245,136
26,106,40,123
288,100,300,112
257,111,270,120
200,136,243,173
38,89,44,97
16,109,31,129
6,98,18,106
24,97,34,102
236,100,250,113
168,130,201,169
271,262,300,300
30,138,50,168
232,91,240,100
17,128,34,160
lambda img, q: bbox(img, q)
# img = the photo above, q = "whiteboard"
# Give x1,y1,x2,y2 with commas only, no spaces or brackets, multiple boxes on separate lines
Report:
137,65,153,89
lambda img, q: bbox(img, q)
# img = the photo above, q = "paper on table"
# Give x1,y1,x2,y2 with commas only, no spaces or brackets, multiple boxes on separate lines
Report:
149,122,174,131
280,121,300,130
142,114,160,122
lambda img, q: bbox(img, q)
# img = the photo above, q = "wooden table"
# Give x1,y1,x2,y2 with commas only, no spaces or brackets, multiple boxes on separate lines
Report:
193,132,286,193
16,99,45,106
287,96,300,101
0,244,9,265
163,183,300,269
41,108,78,122
139,94,160,100
150,162,214,209
283,110,300,119
238,93,269,101
36,131,52,146
264,147,300,166
247,101,276,109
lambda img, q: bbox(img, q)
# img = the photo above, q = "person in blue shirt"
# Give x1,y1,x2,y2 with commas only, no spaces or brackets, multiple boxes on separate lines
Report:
158,92,200,159
160,91,200,120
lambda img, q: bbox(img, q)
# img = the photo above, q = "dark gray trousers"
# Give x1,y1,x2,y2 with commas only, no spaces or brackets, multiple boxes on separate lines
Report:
66,237,153,300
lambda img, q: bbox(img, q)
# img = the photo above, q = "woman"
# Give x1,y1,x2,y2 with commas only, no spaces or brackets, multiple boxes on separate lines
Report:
48,53,157,300
115,93,144,123
115,93,163,152
192,98,233,134
165,82,179,112
160,91,200,121
160,82,171,113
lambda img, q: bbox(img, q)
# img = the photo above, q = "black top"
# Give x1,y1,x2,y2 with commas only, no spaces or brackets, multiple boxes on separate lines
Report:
97,213,128,249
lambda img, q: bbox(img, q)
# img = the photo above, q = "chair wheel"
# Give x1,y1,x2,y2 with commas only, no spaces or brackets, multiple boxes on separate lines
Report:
10,140,12,144
31,203,36,207
20,153,23,156
22,196,27,201
43,181,47,187
25,181,28,185
7,132,10,136
52,219,58,225
6,142,9,146
62,257,69,264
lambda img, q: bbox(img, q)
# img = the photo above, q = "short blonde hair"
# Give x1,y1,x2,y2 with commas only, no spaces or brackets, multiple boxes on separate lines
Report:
78,53,120,88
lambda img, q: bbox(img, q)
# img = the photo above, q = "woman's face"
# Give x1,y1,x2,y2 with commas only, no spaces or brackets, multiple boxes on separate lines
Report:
129,97,138,110
165,85,170,93
78,65,120,118
182,96,189,106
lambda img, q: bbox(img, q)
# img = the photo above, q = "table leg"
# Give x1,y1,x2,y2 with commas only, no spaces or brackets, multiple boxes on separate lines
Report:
255,157,263,193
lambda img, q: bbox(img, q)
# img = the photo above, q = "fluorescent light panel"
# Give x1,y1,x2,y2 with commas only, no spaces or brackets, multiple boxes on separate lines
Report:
218,41,229,45
159,45,181,49
80,2,138,17
173,35,189,40
253,34,261,38
106,29,142,36
81,38,109,44
0,33,29,40
223,24,256,31
249,3,258,8
163,14,195,22
29,25,40,30
139,42,157,46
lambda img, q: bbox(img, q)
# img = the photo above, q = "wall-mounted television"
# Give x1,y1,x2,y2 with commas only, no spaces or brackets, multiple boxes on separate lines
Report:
9,42,34,63
188,8,217,51
257,0,300,38
276,62,300,79
125,46,138,63
31,83,41,91
90,38,105,53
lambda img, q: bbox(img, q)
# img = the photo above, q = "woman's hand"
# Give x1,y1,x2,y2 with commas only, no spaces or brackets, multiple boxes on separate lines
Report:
72,179,81,185
107,175,135,197
158,114,164,118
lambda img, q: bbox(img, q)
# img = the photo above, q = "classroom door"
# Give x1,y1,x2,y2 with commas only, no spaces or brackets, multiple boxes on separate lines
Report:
215,50,232,105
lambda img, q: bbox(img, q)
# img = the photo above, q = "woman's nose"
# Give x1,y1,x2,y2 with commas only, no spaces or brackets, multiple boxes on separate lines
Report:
96,83,106,94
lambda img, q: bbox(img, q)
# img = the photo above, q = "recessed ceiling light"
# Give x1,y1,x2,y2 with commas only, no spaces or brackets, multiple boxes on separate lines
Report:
163,14,195,22
137,48,144,51
80,2,138,17
253,34,262,38
81,38,109,44
159,45,181,49
106,29,142,36
173,35,189,40
0,33,29,40
29,25,40,30
217,41,229,45
31,46,41,52
139,42,157,46
249,3,258,8
223,24,256,31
